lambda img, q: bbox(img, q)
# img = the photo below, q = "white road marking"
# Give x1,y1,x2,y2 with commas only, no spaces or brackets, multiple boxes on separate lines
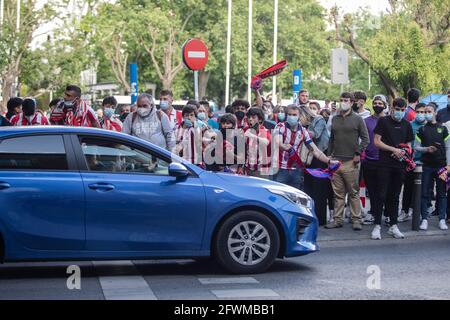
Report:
198,277,259,285
211,289,279,298
93,261,157,300
188,51,206,58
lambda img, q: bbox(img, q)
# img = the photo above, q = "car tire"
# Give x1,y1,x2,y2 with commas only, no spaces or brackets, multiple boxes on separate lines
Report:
214,211,280,274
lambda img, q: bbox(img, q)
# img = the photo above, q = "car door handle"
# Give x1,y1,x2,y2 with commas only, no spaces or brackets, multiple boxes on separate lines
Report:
0,182,11,190
88,183,115,191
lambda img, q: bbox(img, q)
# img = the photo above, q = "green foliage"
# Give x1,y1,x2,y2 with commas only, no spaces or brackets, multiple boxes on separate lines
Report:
4,0,449,108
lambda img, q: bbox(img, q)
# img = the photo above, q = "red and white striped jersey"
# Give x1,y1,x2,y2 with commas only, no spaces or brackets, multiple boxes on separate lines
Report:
102,116,123,132
65,101,100,127
10,112,50,126
174,124,203,165
277,123,312,170
244,125,272,173
166,108,183,129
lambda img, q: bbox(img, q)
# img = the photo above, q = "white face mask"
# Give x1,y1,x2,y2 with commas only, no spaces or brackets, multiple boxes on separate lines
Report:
340,103,351,111
137,107,151,118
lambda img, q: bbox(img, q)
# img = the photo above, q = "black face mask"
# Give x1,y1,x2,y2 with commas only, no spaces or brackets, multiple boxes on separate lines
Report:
120,112,130,121
352,103,359,112
251,122,260,131
235,111,245,120
373,106,385,114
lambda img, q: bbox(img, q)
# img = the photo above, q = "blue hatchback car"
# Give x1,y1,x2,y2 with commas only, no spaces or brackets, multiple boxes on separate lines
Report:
0,126,318,273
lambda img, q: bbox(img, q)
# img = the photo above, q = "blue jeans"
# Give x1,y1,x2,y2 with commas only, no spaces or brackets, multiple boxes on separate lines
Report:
421,166,447,220
274,168,304,191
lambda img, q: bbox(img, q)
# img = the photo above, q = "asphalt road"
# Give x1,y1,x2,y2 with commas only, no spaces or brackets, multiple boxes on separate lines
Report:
1,233,449,300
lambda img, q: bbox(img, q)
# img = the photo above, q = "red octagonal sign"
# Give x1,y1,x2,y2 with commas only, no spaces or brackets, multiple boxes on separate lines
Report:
182,38,209,71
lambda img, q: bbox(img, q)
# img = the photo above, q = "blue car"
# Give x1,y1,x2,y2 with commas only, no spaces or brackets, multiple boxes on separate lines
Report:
0,126,318,274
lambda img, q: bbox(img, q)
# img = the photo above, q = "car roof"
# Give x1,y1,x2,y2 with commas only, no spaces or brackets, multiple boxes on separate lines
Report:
0,125,205,176
0,125,127,138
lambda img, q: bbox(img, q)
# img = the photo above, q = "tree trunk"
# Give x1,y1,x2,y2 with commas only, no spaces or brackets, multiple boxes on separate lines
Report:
162,77,172,90
198,71,210,100
1,69,18,113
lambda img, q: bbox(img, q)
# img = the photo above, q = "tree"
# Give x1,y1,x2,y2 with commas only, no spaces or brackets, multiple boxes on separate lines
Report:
0,0,55,112
331,0,450,100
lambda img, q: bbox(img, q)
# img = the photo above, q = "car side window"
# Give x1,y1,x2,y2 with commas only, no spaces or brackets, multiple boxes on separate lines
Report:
80,137,171,175
0,135,68,170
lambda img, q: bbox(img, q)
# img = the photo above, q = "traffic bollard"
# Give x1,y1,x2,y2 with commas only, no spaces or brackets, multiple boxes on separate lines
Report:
412,165,422,231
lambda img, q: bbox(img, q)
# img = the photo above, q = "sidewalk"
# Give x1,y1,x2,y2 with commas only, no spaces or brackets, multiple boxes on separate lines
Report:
317,216,449,242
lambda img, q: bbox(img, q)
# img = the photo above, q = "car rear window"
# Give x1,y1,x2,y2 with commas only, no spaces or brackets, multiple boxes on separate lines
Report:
0,135,68,170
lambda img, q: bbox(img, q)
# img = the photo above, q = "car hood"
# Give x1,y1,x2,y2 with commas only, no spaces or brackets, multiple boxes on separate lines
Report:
203,171,309,197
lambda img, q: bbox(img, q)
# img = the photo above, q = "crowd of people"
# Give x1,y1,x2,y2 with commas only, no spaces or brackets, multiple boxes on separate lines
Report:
2,84,450,240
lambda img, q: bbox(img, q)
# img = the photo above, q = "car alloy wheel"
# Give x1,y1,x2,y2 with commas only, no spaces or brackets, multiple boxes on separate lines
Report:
227,221,271,266
214,211,280,274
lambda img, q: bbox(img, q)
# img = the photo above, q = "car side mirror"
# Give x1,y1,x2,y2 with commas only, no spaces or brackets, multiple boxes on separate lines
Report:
168,162,189,178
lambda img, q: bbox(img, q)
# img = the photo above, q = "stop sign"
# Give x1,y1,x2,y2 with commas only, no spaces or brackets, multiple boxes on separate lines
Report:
182,39,209,71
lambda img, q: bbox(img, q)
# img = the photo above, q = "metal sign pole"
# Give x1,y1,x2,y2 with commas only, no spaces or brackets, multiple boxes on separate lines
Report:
194,71,199,101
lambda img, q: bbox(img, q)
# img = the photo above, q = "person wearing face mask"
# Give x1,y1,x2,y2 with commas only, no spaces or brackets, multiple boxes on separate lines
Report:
204,113,246,173
174,105,204,166
414,102,450,231
274,105,338,192
352,91,371,119
10,98,49,126
159,89,182,129
371,97,414,239
231,99,250,129
100,96,123,132
325,92,369,231
196,103,211,129
273,105,286,125
122,93,175,151
118,105,131,123
360,95,388,225
51,85,100,127
399,103,427,223
243,107,272,177
199,100,219,130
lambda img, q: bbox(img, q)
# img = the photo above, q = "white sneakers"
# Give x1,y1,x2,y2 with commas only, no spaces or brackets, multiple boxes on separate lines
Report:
420,219,448,230
398,209,412,222
420,219,428,230
371,224,404,239
371,225,381,240
439,219,448,230
388,225,405,239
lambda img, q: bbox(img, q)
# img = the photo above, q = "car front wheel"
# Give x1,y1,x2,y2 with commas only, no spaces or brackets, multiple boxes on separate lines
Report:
214,211,280,274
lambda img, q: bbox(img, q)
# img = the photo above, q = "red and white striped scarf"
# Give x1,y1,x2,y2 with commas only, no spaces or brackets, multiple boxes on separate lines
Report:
65,100,98,127
102,117,123,132
11,112,49,126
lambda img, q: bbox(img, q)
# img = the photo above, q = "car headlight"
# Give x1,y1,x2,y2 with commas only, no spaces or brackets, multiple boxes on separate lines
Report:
267,186,313,210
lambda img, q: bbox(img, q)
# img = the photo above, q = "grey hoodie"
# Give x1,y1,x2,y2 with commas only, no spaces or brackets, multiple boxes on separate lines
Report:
122,108,176,151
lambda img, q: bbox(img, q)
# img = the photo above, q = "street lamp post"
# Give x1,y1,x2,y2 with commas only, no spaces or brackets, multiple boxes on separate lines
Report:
272,0,278,105
247,0,252,100
0,0,4,27
225,0,232,107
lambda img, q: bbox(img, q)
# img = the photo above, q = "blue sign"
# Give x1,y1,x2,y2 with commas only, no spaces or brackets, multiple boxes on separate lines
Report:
293,69,302,102
130,63,138,104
